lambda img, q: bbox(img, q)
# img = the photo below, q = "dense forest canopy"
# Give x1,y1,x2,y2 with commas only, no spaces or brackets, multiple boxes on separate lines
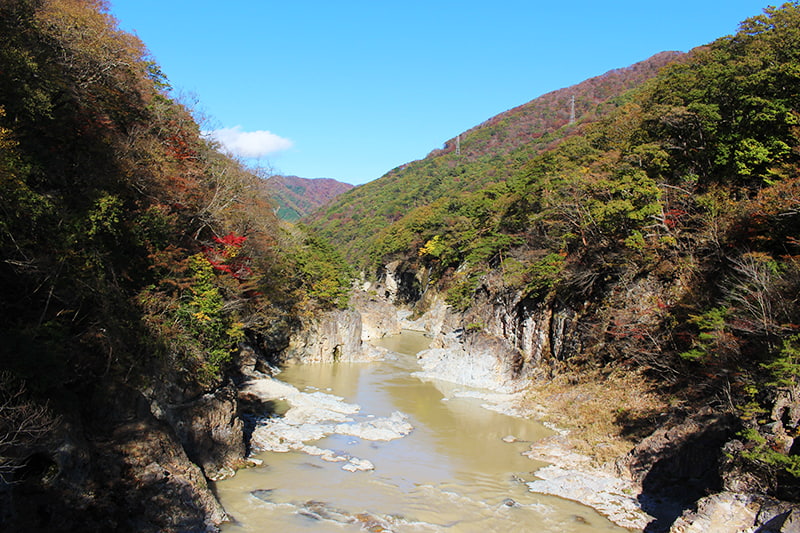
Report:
0,0,352,482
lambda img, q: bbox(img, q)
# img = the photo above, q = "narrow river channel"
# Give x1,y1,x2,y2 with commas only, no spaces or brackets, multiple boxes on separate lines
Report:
215,331,630,532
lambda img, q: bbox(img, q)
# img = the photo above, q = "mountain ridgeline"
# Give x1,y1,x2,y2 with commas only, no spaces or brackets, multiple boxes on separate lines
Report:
306,50,683,262
310,1,800,516
261,175,353,222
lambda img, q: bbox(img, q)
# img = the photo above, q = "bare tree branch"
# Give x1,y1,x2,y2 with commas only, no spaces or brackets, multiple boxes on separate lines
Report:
0,372,58,484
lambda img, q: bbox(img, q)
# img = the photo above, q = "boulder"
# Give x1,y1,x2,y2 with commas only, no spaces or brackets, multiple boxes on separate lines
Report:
670,491,800,533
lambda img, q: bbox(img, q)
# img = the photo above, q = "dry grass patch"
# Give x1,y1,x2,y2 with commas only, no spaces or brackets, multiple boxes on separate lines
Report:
520,368,674,466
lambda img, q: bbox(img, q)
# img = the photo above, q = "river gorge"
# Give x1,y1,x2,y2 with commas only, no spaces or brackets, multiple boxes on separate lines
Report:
214,330,635,532
7,6,800,530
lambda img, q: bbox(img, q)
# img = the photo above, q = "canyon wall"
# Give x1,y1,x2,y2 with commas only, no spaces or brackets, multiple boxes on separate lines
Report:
372,260,800,532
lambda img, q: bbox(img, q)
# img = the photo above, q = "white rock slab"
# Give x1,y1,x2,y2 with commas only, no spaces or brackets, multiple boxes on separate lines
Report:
242,377,413,472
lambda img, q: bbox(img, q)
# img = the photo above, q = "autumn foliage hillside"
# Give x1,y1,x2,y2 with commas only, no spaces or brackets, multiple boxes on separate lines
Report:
307,51,683,261
0,1,351,529
325,3,800,500
261,175,354,222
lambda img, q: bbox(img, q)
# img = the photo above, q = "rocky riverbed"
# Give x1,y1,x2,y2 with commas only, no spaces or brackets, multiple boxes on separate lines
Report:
240,375,413,473
224,284,800,532
433,386,655,531
234,340,651,531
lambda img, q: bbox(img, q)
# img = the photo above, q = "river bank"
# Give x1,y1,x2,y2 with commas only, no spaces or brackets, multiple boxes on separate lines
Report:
424,378,658,531
232,283,798,532
382,291,657,530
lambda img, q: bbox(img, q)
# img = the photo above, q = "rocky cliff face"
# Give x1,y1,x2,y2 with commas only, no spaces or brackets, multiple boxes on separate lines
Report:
615,409,741,530
283,308,368,363
372,259,800,532
2,380,236,533
155,382,247,482
379,263,584,392
279,300,403,365
350,289,402,341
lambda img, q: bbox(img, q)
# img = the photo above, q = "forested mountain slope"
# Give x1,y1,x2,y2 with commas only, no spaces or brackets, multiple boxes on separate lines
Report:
261,175,353,222
307,51,683,262
0,1,351,530
331,2,800,514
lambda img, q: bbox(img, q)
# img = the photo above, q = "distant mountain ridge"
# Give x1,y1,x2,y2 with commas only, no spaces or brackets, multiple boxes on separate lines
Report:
433,50,684,162
307,51,685,260
262,175,354,221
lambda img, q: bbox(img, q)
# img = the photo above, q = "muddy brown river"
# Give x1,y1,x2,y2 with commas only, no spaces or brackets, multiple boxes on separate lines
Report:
214,331,630,532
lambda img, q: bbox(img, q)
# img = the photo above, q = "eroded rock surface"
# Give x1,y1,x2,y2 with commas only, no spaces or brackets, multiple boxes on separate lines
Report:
241,377,412,472
2,382,230,533
670,491,800,533
285,308,363,363
162,382,246,481
350,289,402,341
415,330,525,392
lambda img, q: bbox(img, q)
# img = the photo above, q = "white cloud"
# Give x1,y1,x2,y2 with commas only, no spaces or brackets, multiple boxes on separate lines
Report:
204,125,293,158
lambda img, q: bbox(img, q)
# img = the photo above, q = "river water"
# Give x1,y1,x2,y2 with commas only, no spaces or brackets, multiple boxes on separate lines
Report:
215,331,629,532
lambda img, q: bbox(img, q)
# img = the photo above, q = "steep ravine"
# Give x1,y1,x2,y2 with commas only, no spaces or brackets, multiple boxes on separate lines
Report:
359,261,800,532
44,258,795,532
63,258,793,533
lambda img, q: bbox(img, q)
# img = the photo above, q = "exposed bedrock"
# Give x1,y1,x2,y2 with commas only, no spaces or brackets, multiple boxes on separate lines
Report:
1,381,230,533
370,260,800,531
615,409,740,531
284,308,365,363
156,381,247,482
670,491,800,533
375,262,584,391
349,289,402,341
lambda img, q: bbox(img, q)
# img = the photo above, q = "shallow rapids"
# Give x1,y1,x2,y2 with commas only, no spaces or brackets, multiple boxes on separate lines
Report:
215,331,629,532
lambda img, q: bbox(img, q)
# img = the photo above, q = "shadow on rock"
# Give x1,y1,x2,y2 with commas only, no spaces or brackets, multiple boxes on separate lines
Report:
617,409,740,532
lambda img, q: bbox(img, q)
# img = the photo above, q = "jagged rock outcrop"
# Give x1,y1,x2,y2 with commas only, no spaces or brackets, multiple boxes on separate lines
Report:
284,308,370,363
1,382,229,533
466,272,582,369
279,285,421,366
100,415,227,533
157,382,246,481
100,376,248,530
382,261,425,304
350,288,402,341
383,264,583,391
670,492,800,533
615,409,740,530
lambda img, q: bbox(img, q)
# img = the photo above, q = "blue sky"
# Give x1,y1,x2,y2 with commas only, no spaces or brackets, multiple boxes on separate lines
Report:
109,1,773,185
